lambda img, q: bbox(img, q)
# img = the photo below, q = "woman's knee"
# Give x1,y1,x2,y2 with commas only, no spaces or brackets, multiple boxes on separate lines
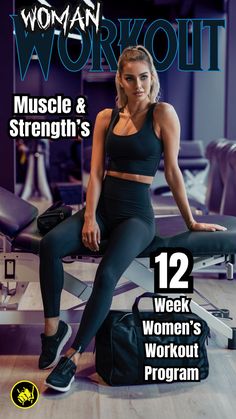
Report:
39,228,65,258
39,210,84,258
93,265,117,292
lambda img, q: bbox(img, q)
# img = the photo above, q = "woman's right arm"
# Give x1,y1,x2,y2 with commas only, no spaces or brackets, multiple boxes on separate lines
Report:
82,109,112,251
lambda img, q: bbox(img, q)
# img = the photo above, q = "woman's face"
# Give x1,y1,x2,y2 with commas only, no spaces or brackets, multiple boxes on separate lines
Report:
119,60,152,104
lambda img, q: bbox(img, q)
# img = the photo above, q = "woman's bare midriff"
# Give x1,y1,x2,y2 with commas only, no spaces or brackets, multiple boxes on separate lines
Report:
106,170,153,184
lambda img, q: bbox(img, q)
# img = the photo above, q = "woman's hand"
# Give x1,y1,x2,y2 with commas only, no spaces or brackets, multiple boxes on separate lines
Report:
189,221,227,232
82,219,101,251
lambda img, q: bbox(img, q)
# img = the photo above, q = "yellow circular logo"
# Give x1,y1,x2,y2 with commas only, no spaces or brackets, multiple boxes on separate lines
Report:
10,380,39,409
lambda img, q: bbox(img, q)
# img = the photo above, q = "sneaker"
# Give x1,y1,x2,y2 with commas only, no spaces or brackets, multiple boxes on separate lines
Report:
38,320,72,370
45,356,76,392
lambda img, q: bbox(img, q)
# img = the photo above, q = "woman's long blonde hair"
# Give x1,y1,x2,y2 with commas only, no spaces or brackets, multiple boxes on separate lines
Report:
115,45,160,108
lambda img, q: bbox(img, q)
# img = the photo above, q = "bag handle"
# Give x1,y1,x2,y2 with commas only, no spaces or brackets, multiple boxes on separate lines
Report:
132,292,160,326
45,201,64,211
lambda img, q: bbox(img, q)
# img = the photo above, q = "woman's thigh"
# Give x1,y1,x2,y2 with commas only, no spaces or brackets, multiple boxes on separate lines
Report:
39,207,108,259
95,216,155,284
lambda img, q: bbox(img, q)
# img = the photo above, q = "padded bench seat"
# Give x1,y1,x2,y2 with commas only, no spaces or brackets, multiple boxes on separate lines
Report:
13,214,236,258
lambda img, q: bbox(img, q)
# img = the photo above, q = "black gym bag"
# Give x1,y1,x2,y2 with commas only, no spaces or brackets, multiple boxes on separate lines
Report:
95,292,210,386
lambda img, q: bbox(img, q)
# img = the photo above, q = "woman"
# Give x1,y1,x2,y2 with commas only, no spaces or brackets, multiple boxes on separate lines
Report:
39,45,226,392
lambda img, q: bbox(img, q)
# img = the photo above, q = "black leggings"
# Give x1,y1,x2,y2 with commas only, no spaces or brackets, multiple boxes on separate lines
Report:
39,176,155,352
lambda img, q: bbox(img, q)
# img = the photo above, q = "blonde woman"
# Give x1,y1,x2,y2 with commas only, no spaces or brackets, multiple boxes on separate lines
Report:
39,45,225,392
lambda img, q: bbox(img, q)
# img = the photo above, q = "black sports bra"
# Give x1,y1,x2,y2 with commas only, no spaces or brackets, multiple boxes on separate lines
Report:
105,103,163,177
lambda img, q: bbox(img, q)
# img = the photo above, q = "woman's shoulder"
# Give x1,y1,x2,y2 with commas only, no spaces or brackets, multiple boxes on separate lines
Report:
153,101,176,116
153,102,178,125
96,108,115,130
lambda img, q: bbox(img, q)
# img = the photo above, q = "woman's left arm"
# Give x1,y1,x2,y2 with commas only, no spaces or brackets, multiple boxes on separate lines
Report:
154,103,226,232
